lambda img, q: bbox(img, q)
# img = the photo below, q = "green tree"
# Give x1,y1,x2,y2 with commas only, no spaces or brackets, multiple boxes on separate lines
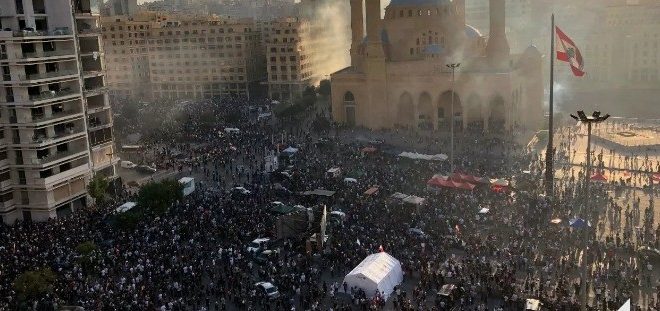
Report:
13,268,56,302
87,174,109,204
137,179,183,214
76,241,98,256
75,241,98,274
318,79,331,97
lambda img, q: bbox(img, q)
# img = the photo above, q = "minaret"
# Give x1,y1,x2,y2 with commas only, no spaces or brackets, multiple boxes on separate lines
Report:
485,0,510,68
350,0,364,67
365,0,384,58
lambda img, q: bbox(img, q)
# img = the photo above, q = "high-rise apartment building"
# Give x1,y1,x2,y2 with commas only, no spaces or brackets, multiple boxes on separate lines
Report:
0,0,117,223
263,17,314,101
263,0,351,101
102,13,265,100
582,0,660,87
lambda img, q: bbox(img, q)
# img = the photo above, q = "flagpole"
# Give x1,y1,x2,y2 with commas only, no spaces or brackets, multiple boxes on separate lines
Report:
545,14,555,197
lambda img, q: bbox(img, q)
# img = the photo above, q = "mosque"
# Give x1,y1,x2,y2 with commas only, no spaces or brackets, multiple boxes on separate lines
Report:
330,0,544,132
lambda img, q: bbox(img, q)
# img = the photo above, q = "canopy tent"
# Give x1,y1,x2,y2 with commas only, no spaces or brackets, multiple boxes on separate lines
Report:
452,173,489,184
403,195,426,206
652,173,660,183
478,208,490,214
617,299,630,311
427,178,475,191
390,192,409,200
398,152,448,161
489,178,510,186
550,218,562,224
115,202,137,214
343,252,403,300
569,218,590,228
344,177,358,183
303,189,336,197
391,192,426,205
282,147,299,154
590,172,607,182
364,186,379,196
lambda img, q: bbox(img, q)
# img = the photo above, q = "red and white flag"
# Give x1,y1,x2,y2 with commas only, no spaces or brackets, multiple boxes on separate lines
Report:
555,26,585,77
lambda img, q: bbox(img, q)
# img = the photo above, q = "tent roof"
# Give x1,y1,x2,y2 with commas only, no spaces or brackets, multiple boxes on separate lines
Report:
303,189,336,197
590,172,607,182
346,252,401,286
364,186,379,196
270,204,295,214
115,202,137,213
282,146,299,153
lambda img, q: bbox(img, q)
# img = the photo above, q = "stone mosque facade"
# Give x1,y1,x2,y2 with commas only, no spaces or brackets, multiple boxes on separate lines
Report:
330,0,544,132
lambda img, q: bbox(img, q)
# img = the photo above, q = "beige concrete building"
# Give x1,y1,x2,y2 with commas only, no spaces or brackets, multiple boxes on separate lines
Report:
102,13,265,100
581,0,660,87
263,17,313,101
264,0,351,101
0,0,117,223
331,0,543,132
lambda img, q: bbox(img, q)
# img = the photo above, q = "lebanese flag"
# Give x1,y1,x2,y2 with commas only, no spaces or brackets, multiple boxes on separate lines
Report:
555,26,585,77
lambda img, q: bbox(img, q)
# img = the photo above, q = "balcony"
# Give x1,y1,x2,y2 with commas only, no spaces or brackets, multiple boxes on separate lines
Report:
33,147,88,166
31,127,85,146
0,28,73,39
25,70,78,81
41,163,90,187
20,50,76,60
29,88,80,103
88,117,112,130
32,109,84,124
83,85,108,96
78,27,101,36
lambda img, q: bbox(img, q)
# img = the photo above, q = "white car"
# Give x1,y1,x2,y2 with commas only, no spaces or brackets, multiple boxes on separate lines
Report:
255,282,280,299
120,160,137,169
247,238,270,253
232,187,251,195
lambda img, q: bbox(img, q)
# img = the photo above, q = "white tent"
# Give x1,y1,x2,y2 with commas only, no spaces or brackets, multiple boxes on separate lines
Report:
617,299,630,311
282,147,299,154
343,252,403,299
398,152,448,161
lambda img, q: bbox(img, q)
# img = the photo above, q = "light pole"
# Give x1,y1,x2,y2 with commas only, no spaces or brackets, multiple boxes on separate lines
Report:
570,110,609,311
446,63,460,173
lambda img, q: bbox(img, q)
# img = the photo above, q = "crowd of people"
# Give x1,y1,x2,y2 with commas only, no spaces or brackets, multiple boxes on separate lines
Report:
0,95,658,310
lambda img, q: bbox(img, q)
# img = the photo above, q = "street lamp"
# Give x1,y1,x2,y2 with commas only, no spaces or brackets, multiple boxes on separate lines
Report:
570,110,609,311
446,63,460,173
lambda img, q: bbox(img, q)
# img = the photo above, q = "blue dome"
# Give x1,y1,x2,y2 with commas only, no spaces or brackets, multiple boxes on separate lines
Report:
465,25,482,38
361,29,390,44
387,0,452,7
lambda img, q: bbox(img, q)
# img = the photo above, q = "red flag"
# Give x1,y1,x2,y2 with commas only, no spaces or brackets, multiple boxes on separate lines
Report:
555,26,585,77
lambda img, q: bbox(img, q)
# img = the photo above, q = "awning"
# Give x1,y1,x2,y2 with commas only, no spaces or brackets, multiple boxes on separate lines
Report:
303,189,336,197
590,172,607,182
364,186,379,196
271,204,295,214
282,146,299,154
398,152,448,161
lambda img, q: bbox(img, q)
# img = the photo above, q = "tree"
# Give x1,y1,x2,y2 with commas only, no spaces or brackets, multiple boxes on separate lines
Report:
13,268,56,302
76,241,98,274
302,85,316,98
75,241,98,256
318,79,331,97
311,115,331,134
137,179,183,214
87,174,109,204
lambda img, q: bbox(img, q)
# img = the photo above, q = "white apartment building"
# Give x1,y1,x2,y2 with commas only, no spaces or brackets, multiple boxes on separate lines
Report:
0,0,117,223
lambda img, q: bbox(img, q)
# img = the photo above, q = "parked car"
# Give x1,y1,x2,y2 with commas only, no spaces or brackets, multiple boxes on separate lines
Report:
255,282,280,299
247,238,270,253
120,160,137,169
136,165,157,174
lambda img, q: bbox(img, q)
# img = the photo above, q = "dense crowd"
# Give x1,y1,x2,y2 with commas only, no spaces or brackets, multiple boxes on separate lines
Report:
1,96,658,311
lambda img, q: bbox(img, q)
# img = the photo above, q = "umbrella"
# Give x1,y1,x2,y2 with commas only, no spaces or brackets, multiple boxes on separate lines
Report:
569,218,590,228
590,172,607,182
